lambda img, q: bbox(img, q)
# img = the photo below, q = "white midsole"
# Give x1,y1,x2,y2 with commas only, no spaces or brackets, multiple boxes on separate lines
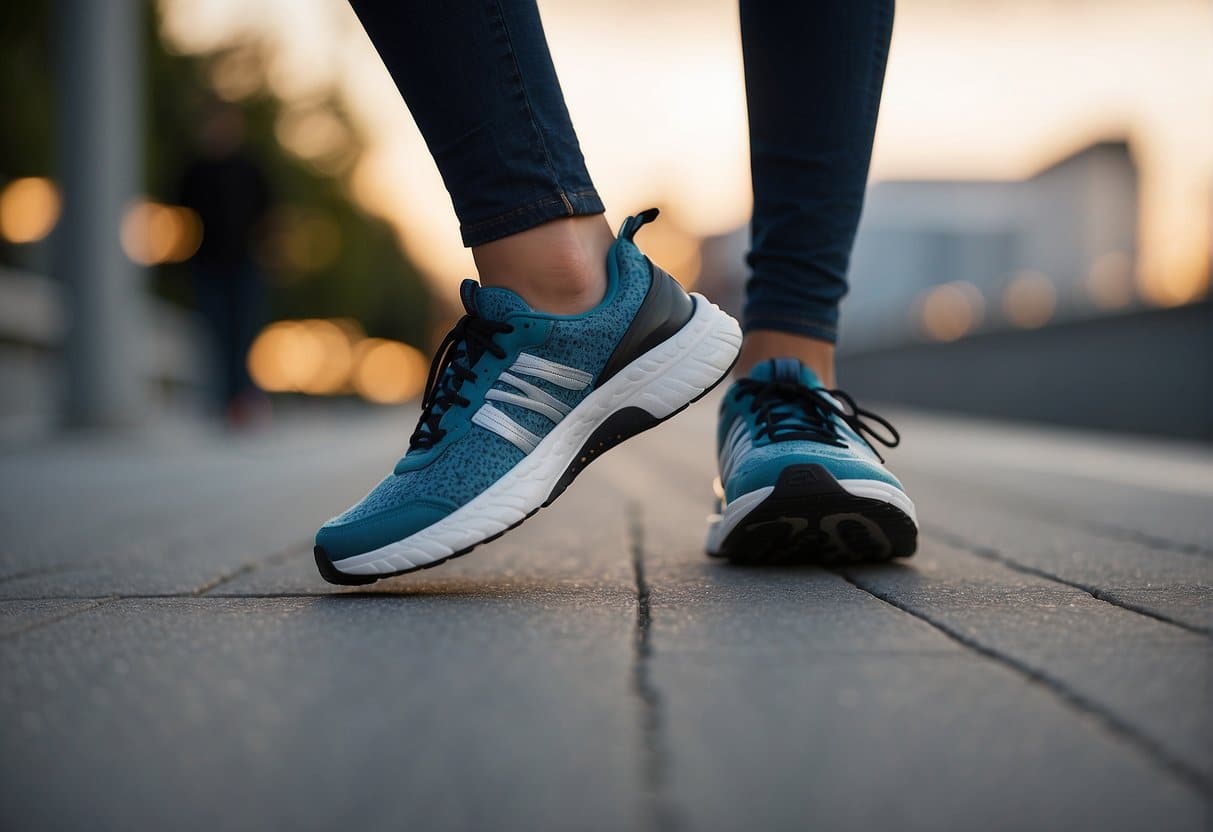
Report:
334,295,742,575
705,477,918,555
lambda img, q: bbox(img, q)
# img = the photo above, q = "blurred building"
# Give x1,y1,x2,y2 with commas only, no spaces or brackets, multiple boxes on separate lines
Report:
842,140,1139,352
694,140,1209,437
697,140,1143,352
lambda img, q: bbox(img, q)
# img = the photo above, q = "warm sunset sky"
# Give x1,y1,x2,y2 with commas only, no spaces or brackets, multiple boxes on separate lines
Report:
160,0,1213,303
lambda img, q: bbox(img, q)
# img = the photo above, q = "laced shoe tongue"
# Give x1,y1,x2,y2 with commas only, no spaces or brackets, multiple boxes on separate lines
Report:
406,283,520,459
743,358,835,441
748,358,823,390
459,278,531,322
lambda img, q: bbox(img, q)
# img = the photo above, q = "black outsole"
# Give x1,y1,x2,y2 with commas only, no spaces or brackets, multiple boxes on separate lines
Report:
315,346,740,586
710,463,917,566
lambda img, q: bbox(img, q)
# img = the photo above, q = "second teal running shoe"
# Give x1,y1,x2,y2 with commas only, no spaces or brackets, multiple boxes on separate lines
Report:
706,358,917,563
315,210,742,584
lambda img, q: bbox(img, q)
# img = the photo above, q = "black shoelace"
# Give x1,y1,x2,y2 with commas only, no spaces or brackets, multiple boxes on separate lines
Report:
735,378,901,462
408,315,514,452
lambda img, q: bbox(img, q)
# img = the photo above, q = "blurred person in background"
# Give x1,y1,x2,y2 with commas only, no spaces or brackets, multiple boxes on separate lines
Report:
178,101,273,428
312,1,915,585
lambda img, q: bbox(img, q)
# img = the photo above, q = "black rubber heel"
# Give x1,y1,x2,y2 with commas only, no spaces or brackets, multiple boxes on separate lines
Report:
543,407,660,507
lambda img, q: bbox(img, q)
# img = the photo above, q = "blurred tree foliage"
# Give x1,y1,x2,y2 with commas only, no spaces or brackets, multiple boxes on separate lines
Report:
0,0,431,347
0,4,54,181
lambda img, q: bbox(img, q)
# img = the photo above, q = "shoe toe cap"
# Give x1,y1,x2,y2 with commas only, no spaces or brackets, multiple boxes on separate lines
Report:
315,496,459,563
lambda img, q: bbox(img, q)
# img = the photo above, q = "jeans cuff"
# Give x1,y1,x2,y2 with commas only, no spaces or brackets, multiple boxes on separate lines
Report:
744,313,839,345
459,189,605,247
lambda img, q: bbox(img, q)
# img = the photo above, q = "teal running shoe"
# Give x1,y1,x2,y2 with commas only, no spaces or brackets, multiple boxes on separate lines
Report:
315,209,742,584
706,358,917,563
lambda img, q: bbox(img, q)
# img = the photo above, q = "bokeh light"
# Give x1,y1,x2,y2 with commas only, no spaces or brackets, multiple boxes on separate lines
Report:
1002,271,1057,329
296,319,356,395
120,200,203,265
247,321,320,393
246,318,358,394
0,177,61,244
247,320,423,402
919,281,985,342
352,338,428,404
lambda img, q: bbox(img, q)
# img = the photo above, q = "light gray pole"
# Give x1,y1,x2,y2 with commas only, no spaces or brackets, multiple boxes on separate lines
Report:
55,0,146,429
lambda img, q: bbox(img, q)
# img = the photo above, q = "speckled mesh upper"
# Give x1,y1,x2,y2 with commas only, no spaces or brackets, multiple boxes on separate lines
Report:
322,233,655,529
475,286,529,321
329,427,525,522
527,237,650,383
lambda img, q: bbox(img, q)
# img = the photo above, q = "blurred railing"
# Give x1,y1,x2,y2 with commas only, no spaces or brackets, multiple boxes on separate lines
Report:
838,301,1212,440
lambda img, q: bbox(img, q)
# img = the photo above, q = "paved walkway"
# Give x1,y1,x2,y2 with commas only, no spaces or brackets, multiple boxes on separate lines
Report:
1,398,1210,830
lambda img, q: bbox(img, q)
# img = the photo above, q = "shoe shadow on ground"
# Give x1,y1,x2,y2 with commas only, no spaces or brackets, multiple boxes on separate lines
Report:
306,549,918,601
314,575,633,605
712,558,915,577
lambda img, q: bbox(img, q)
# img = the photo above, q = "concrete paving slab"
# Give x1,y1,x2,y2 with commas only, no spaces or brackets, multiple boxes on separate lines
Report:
3,402,1211,831
1,592,643,831
890,410,1213,554
840,539,1211,784
0,598,101,638
0,414,406,598
213,467,635,597
904,474,1212,633
592,426,1209,830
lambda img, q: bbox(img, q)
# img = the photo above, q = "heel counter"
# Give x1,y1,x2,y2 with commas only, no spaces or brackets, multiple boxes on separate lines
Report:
596,261,694,388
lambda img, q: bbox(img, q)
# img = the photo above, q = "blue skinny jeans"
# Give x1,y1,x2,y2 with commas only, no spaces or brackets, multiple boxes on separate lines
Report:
349,0,893,343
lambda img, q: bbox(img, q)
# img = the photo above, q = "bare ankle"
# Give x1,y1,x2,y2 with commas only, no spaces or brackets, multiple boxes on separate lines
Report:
472,215,614,315
737,330,836,386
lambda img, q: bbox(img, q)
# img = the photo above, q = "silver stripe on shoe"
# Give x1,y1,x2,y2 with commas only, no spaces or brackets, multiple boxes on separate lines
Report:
485,371,572,423
472,402,542,454
510,353,592,390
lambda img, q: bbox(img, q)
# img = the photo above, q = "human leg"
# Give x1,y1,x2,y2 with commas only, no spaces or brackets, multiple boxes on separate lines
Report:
709,1,915,564
737,0,894,379
318,3,744,582
349,0,612,312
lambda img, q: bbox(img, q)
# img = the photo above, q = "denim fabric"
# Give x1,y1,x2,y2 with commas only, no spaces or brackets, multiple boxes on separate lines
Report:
739,0,894,343
351,0,893,340
349,0,603,246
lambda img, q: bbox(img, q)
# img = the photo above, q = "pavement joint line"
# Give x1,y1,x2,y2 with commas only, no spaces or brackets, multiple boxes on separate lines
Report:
922,525,1212,638
836,568,1212,795
1083,524,1213,560
191,541,312,596
0,597,116,641
907,468,1213,559
627,502,682,832
0,562,90,586
2,593,339,601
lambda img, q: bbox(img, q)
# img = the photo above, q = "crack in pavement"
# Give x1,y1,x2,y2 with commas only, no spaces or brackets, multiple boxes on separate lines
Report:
905,469,1213,559
627,503,682,832
193,542,310,596
837,569,1211,796
923,525,1211,637
0,598,115,641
